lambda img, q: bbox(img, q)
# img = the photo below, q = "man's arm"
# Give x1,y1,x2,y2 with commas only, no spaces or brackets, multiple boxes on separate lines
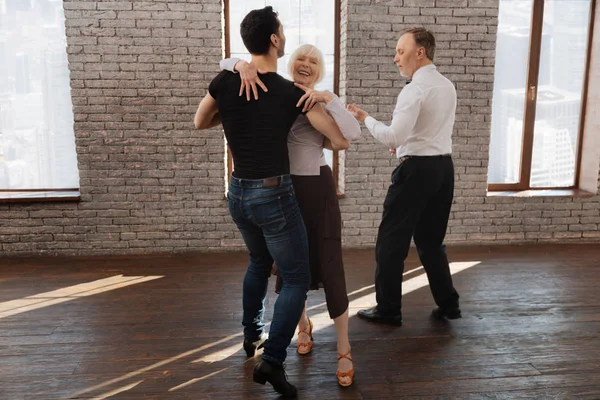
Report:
347,85,422,150
305,104,350,151
323,138,334,150
194,93,221,130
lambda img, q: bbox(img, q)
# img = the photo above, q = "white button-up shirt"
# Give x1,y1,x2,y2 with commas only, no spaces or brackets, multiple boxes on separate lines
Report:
364,64,456,158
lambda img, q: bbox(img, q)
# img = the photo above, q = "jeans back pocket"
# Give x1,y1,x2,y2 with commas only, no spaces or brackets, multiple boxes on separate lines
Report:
248,195,287,235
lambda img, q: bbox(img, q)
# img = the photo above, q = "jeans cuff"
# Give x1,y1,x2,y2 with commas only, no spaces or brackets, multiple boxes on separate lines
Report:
244,325,265,340
261,353,283,367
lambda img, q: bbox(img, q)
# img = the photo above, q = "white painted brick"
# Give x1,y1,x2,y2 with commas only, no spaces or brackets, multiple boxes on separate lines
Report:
1,0,599,256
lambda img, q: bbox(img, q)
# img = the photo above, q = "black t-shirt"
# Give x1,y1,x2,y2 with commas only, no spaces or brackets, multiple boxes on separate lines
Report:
208,71,306,179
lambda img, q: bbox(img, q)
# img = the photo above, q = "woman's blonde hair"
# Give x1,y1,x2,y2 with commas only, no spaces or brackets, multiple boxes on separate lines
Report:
287,44,326,85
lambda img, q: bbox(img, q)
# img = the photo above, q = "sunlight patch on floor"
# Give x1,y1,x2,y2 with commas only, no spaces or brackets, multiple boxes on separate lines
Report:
0,275,163,319
69,261,480,398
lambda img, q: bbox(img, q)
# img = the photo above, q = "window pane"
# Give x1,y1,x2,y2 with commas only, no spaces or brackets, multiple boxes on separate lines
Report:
229,1,336,170
316,54,335,92
323,148,333,169
300,0,335,56
229,0,265,55
230,1,334,84
529,0,591,188
487,0,533,184
319,54,335,169
0,0,79,189
274,1,301,53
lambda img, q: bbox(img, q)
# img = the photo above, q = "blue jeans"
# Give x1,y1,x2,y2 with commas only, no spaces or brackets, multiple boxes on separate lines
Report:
227,174,310,366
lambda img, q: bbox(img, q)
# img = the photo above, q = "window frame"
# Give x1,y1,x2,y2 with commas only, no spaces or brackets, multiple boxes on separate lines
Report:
0,188,80,203
0,1,80,203
487,0,597,192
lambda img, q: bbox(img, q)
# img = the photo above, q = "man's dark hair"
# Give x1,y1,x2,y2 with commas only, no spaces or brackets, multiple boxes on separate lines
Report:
240,6,280,55
402,27,436,61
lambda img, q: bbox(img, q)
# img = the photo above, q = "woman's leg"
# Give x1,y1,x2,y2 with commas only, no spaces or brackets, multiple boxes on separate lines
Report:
333,307,352,385
297,301,311,346
293,168,353,383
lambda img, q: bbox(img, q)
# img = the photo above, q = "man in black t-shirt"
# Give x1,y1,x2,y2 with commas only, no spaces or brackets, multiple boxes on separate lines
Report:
194,6,345,398
204,69,305,179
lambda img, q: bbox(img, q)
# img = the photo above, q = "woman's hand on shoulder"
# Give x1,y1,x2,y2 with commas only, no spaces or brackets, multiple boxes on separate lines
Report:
294,83,335,112
234,60,268,101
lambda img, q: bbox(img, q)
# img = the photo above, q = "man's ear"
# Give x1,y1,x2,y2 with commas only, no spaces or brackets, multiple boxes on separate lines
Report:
270,33,279,48
417,47,425,60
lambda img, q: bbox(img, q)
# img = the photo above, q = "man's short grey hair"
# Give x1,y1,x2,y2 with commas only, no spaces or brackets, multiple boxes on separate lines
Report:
402,27,436,61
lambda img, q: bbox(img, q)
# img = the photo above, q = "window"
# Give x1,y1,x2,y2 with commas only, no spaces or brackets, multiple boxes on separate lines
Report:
0,0,79,193
223,0,341,192
487,0,596,191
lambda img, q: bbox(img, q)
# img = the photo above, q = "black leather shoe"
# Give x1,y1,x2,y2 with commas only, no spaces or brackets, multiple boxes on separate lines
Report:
253,359,297,398
243,333,267,357
431,306,462,320
357,306,403,326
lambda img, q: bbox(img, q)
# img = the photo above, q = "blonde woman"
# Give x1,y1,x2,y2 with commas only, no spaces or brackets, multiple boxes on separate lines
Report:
221,44,361,387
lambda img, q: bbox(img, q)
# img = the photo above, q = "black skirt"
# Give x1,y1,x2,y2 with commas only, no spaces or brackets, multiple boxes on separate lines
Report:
274,165,349,319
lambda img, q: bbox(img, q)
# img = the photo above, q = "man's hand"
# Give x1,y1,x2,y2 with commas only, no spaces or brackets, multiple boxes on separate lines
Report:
294,83,335,112
389,148,396,156
347,104,369,122
234,60,268,101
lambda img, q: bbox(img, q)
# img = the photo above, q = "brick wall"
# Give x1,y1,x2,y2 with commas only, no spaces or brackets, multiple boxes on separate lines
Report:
340,0,600,247
0,0,598,256
0,0,240,255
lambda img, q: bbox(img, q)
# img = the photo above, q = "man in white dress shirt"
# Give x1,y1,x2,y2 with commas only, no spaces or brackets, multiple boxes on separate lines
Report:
347,28,460,326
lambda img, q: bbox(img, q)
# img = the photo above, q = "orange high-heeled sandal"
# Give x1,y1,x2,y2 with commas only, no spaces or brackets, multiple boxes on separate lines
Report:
336,350,354,387
296,318,313,355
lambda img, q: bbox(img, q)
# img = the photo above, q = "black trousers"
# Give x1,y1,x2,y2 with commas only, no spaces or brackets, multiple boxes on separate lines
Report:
375,154,459,315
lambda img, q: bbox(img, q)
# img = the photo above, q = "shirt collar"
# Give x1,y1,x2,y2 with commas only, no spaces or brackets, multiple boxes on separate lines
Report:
411,64,436,82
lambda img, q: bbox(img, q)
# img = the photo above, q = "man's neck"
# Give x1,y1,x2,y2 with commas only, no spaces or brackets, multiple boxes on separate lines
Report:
251,53,278,73
410,60,433,79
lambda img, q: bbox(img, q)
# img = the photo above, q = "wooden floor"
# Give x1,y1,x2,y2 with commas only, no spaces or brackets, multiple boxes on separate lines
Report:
1,244,600,399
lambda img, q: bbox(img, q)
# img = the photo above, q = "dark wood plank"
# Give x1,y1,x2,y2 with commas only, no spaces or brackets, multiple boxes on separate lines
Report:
0,244,599,399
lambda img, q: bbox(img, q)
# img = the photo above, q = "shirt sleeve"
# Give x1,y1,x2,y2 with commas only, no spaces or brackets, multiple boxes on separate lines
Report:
208,70,228,99
220,58,240,73
292,85,308,116
324,95,362,141
364,84,423,149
